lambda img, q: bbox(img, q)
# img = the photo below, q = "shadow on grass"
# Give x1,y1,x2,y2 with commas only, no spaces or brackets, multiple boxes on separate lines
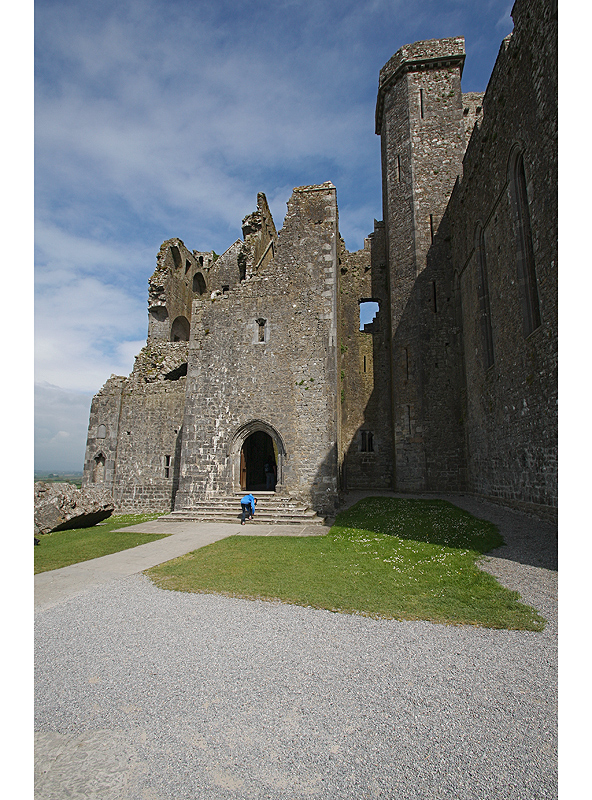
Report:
333,497,503,552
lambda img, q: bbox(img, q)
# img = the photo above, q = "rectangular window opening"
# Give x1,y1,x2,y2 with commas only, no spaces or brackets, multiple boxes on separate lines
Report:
420,89,424,119
361,431,374,452
256,318,267,343
432,281,438,313
363,355,367,373
397,154,401,182
164,454,171,478
430,214,434,243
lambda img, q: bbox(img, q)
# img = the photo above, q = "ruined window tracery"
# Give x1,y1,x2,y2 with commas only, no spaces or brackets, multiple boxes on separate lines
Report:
511,150,541,336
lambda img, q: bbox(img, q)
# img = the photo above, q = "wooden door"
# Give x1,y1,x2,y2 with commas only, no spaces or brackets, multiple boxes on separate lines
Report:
240,448,247,490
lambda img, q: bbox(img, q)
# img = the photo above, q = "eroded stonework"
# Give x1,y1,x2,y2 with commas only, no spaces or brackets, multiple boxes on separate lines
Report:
83,0,557,521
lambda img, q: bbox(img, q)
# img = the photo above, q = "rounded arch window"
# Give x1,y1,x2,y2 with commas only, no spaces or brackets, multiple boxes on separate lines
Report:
193,272,207,295
97,424,107,439
170,316,190,342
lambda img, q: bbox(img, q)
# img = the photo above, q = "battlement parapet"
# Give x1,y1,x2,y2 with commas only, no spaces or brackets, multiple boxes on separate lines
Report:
376,37,465,133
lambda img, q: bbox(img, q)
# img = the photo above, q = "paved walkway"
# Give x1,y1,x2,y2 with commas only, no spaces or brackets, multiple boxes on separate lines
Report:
34,519,326,612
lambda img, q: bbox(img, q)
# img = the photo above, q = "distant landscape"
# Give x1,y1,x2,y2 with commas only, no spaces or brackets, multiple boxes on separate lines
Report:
34,472,83,488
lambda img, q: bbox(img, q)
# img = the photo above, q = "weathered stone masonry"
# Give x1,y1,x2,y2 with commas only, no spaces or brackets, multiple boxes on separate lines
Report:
83,0,557,521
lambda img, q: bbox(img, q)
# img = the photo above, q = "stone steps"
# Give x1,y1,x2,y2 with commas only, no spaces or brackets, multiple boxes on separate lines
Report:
161,492,326,525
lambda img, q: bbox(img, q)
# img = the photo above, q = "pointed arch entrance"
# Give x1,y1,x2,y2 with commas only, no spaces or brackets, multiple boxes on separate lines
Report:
231,420,285,492
240,431,276,491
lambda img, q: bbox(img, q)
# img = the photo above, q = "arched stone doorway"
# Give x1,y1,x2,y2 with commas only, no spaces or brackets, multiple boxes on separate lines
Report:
240,431,277,491
231,420,284,492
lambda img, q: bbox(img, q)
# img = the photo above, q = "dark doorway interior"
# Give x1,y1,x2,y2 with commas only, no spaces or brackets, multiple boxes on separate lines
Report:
240,431,276,491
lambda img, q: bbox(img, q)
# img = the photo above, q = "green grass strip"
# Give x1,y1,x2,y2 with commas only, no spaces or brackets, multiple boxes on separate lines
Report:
145,498,545,631
34,514,169,574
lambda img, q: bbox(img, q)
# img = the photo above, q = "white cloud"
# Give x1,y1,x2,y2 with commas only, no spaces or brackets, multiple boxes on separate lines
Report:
34,382,94,472
35,274,147,392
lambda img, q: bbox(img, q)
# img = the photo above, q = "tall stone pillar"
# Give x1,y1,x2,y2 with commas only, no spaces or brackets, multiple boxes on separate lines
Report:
376,37,466,490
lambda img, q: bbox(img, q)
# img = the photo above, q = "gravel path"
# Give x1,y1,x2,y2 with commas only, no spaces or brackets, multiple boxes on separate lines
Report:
34,495,557,799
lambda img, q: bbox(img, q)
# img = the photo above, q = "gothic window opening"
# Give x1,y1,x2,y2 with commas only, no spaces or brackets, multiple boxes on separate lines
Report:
93,453,105,483
170,245,182,270
513,151,541,336
476,227,495,369
150,306,168,323
193,272,207,295
170,316,190,342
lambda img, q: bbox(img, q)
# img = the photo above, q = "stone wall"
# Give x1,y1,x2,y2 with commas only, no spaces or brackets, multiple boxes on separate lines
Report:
82,343,189,512
444,0,558,514
82,376,125,493
338,221,393,489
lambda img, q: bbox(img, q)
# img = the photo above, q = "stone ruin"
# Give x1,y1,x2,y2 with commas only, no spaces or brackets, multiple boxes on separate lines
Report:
81,0,557,523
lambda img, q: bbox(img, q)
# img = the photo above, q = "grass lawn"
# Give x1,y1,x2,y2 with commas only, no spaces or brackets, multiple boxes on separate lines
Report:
34,514,170,574
145,498,545,630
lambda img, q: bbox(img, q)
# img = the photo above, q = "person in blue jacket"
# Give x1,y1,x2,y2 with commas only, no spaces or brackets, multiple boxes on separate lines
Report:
240,493,257,524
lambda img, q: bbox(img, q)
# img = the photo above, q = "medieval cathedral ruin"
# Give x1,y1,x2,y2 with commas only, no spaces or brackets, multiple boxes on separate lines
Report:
83,0,557,523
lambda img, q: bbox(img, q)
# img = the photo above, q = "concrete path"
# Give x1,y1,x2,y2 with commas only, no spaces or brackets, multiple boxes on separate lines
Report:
34,520,327,613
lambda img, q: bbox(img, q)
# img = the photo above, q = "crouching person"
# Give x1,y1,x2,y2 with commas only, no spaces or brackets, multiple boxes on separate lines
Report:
240,493,257,525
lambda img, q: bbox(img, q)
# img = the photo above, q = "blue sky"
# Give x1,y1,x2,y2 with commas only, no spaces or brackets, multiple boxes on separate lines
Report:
33,0,516,472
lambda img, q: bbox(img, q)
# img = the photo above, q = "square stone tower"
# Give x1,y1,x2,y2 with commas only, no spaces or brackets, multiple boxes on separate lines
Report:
375,37,468,491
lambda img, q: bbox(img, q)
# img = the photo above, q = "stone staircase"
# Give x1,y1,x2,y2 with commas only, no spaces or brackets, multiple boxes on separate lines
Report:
161,492,326,525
